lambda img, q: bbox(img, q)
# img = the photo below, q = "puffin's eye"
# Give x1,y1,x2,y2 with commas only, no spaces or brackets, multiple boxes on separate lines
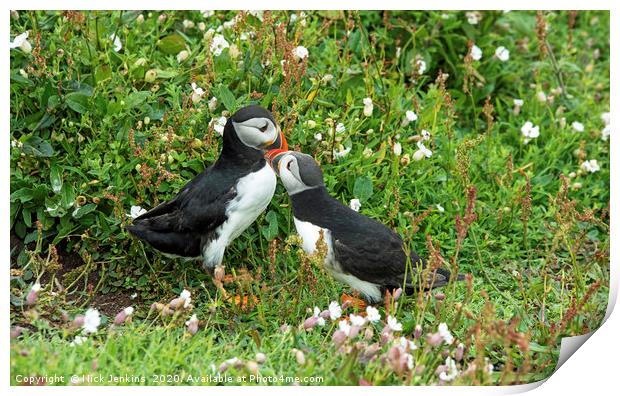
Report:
259,123,269,132
286,161,292,171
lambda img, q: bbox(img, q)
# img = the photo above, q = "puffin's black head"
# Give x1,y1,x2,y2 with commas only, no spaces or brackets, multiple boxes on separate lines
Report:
227,105,287,152
265,150,324,195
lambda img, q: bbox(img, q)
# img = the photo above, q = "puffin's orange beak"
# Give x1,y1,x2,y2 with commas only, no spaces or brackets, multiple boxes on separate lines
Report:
265,149,288,174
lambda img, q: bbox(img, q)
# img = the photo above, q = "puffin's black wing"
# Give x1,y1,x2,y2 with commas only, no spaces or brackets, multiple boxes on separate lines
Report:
126,165,237,257
291,187,452,291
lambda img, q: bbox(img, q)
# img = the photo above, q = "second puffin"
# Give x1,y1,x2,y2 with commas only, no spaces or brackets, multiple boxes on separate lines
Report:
266,150,462,303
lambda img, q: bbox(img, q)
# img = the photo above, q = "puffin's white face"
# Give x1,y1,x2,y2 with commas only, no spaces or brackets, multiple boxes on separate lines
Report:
232,117,279,149
277,154,307,195
268,152,324,195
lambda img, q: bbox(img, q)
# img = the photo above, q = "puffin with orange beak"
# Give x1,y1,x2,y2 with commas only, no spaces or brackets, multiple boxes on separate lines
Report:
265,150,462,303
127,105,287,274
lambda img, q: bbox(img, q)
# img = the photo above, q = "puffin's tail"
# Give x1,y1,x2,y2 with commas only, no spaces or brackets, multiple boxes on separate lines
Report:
126,223,199,258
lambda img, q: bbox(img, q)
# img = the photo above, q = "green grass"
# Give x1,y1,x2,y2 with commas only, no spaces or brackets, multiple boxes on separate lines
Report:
10,10,610,386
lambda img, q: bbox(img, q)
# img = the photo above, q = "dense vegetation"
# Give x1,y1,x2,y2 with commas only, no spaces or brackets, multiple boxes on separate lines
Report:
10,10,609,385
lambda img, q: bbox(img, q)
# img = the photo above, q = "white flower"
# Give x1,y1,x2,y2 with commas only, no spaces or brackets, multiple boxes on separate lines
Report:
328,301,342,320
212,116,227,136
580,159,600,173
190,82,205,104
513,99,524,107
292,46,309,60
124,306,134,316
439,357,459,381
208,97,218,112
349,198,361,212
180,289,192,308
466,11,481,25
436,204,445,212
471,44,482,61
185,314,198,326
495,46,510,62
321,74,334,83
198,22,206,31
82,308,101,334
421,129,431,141
314,132,323,141
601,125,610,141
182,19,195,29
177,50,189,63
130,292,138,299
136,14,145,24
10,31,32,53
363,97,373,117
536,91,547,103
416,59,427,74
129,205,147,219
521,121,540,142
31,282,42,292
387,315,403,332
70,336,88,346
210,34,229,56
399,336,418,351
333,145,351,160
335,123,346,133
402,110,418,127
393,142,402,156
486,358,494,374
362,148,373,158
601,112,610,126
202,10,215,18
305,120,317,129
109,34,122,52
406,353,414,370
571,121,585,132
313,307,326,326
349,314,366,327
438,322,454,344
412,141,432,160
366,306,381,322
338,320,351,336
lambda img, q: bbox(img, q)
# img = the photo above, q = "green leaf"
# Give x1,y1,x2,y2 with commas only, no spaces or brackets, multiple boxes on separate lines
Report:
11,188,33,203
353,175,373,202
65,92,91,114
261,211,279,241
157,34,186,55
22,136,54,157
95,65,112,82
217,84,237,112
50,164,63,194
72,203,97,219
126,91,150,108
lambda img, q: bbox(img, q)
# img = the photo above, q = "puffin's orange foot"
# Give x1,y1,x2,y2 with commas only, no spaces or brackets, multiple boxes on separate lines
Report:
341,293,367,311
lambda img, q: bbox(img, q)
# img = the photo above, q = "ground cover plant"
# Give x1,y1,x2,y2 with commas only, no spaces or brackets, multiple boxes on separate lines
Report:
9,10,610,386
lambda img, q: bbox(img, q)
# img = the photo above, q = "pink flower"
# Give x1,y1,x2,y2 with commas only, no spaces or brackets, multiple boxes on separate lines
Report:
26,283,41,305
114,306,134,325
185,314,199,335
303,315,319,330
332,330,347,348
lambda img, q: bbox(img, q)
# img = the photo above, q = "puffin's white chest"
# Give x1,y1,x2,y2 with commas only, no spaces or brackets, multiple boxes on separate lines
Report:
293,217,382,302
202,163,276,267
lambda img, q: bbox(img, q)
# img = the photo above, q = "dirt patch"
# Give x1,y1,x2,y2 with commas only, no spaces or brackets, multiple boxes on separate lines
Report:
10,231,142,318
